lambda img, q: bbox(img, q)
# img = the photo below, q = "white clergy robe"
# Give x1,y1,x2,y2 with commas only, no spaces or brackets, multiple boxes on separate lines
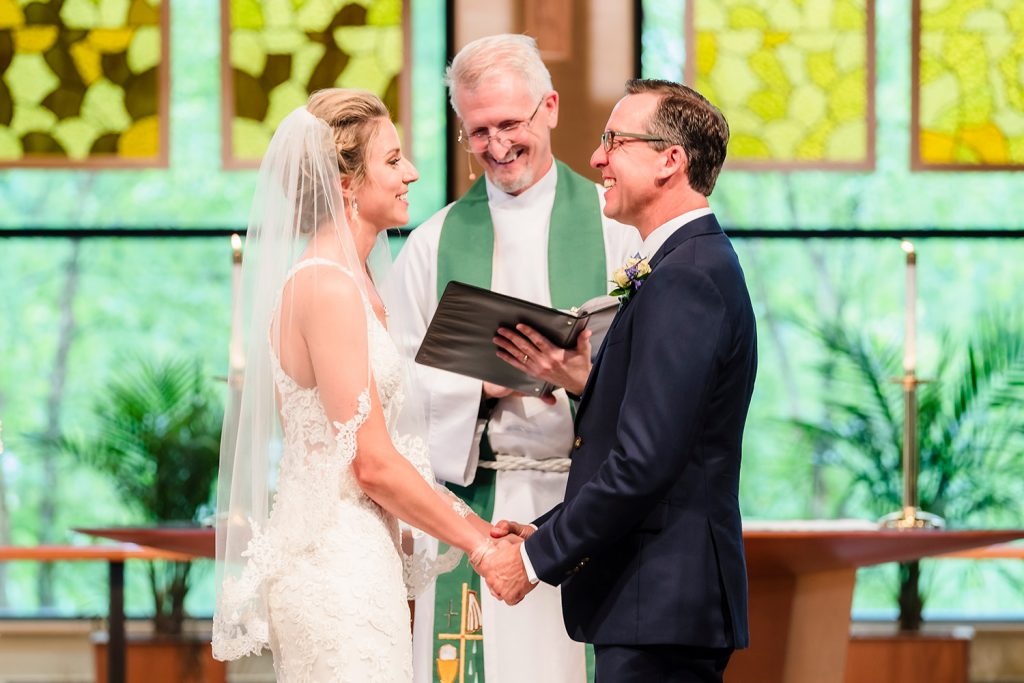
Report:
390,161,641,683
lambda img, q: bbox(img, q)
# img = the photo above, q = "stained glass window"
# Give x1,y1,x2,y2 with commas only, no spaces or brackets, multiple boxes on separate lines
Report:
222,0,406,167
913,0,1024,170
0,1,447,624
0,0,168,167
686,0,875,169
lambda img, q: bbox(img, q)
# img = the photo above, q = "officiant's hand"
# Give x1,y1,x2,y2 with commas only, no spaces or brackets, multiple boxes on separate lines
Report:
494,324,592,401
477,540,535,605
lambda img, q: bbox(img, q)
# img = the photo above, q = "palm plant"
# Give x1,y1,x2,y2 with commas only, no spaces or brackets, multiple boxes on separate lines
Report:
793,313,1024,630
61,356,222,636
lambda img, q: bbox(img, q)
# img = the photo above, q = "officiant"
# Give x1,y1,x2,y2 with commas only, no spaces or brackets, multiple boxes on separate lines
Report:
389,33,640,683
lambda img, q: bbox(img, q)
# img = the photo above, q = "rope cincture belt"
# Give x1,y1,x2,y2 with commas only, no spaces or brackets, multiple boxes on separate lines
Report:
477,454,572,473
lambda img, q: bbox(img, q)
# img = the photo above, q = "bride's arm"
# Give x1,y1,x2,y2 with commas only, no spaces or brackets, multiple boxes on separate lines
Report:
433,485,492,536
301,271,490,558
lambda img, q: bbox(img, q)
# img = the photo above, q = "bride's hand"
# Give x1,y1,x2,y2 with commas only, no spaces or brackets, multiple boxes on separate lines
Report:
468,539,496,569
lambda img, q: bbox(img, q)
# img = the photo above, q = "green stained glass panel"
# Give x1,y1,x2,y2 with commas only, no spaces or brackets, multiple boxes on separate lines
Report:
224,0,406,167
0,0,168,167
687,0,874,169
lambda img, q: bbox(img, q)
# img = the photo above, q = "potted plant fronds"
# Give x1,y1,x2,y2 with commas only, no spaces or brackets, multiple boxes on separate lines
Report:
61,356,222,636
793,313,1024,631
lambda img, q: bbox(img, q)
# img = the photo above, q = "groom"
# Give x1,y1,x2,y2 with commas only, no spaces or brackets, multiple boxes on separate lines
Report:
481,79,757,681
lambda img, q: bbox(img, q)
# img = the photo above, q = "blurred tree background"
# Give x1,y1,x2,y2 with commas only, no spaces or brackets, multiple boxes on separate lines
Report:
0,0,1021,623
0,0,446,618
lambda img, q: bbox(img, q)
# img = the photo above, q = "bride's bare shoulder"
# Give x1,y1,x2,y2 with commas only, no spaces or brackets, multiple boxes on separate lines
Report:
286,262,360,300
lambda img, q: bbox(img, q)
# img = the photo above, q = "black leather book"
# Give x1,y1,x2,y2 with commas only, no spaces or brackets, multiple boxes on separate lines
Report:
415,281,618,396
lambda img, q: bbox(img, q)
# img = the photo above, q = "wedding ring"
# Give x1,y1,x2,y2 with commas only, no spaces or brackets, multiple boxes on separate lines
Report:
522,353,529,364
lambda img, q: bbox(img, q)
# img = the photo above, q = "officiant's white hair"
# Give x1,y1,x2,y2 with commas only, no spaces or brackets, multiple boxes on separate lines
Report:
445,34,553,117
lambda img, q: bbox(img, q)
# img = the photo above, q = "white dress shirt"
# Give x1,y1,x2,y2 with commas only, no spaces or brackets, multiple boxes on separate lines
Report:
640,206,713,260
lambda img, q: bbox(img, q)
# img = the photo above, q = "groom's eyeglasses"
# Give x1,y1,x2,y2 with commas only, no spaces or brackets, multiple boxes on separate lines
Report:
600,130,666,152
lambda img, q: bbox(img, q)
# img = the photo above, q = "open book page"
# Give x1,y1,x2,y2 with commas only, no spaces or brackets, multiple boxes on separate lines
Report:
416,281,592,395
571,294,619,357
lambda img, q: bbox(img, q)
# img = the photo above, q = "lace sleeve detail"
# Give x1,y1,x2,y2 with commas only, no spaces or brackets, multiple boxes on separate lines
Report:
437,485,471,517
402,537,464,600
393,432,433,483
392,433,471,518
391,432,469,598
331,388,371,465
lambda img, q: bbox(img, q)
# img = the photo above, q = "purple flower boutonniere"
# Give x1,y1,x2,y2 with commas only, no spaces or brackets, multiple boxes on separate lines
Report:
609,253,651,305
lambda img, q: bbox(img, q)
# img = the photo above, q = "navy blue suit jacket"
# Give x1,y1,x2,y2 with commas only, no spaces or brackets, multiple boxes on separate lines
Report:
524,213,756,649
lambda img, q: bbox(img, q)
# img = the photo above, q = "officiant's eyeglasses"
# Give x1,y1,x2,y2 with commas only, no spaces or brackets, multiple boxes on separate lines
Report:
600,130,666,152
458,97,546,153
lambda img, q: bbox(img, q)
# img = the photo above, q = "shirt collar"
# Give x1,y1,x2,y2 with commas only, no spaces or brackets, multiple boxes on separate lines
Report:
640,207,714,259
484,158,557,208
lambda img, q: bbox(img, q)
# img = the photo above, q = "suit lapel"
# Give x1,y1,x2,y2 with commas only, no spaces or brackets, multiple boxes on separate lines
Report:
573,323,613,426
573,214,723,430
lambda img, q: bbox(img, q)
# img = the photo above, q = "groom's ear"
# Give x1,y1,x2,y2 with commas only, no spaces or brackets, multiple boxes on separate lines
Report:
656,145,686,179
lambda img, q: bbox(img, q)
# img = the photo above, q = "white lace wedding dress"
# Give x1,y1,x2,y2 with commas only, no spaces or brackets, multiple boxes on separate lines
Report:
214,260,462,682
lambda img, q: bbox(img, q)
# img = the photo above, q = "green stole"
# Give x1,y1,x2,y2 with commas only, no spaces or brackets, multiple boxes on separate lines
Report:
431,160,605,682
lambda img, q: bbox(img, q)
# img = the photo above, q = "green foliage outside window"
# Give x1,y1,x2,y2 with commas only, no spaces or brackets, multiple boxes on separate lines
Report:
0,0,447,618
0,0,1021,623
52,355,222,634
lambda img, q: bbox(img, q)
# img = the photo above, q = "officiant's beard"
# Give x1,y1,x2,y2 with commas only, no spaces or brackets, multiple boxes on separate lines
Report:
482,147,536,195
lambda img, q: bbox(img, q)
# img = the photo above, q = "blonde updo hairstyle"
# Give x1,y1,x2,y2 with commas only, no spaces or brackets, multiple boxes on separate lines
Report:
300,88,390,232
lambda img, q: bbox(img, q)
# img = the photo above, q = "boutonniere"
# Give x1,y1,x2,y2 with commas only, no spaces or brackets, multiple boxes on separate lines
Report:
609,253,651,305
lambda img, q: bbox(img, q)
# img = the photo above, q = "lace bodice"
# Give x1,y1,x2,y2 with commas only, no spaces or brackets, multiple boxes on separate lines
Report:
212,260,463,680
267,276,408,525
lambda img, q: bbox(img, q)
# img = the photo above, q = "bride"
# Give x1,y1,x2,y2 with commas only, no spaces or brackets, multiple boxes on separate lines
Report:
212,90,498,681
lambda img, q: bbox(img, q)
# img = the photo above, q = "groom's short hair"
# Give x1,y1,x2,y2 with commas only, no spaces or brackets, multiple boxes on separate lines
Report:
625,79,729,197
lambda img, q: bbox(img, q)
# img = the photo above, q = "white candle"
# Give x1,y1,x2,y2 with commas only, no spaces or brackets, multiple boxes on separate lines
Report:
901,240,916,373
229,234,245,374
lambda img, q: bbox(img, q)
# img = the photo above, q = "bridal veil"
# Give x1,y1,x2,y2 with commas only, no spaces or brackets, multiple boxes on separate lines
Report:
212,104,390,658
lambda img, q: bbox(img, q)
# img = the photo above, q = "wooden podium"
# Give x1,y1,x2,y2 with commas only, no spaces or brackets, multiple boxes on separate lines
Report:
728,528,1024,683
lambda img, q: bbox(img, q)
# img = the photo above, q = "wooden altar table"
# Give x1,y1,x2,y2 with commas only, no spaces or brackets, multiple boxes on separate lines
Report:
0,543,191,683
728,528,1024,683
74,526,1024,683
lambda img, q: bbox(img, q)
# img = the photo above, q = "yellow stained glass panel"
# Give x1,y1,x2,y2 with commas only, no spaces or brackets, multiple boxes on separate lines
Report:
0,0,167,166
225,0,404,166
690,0,873,168
916,0,1024,168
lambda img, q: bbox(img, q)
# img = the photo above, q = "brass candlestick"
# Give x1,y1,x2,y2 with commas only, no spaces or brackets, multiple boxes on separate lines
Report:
880,242,943,529
879,372,944,529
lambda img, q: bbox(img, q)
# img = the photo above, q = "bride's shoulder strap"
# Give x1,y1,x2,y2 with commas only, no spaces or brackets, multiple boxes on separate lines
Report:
273,258,367,323
286,257,356,281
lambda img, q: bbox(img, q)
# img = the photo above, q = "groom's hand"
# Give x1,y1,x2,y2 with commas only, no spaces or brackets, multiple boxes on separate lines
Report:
491,519,535,541
480,541,535,606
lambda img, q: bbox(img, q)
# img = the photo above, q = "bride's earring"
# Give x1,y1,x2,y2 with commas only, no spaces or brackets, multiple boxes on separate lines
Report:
466,149,478,182
351,196,359,218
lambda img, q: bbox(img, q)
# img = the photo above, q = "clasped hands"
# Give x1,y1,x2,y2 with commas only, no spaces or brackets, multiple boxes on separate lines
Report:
468,520,537,606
